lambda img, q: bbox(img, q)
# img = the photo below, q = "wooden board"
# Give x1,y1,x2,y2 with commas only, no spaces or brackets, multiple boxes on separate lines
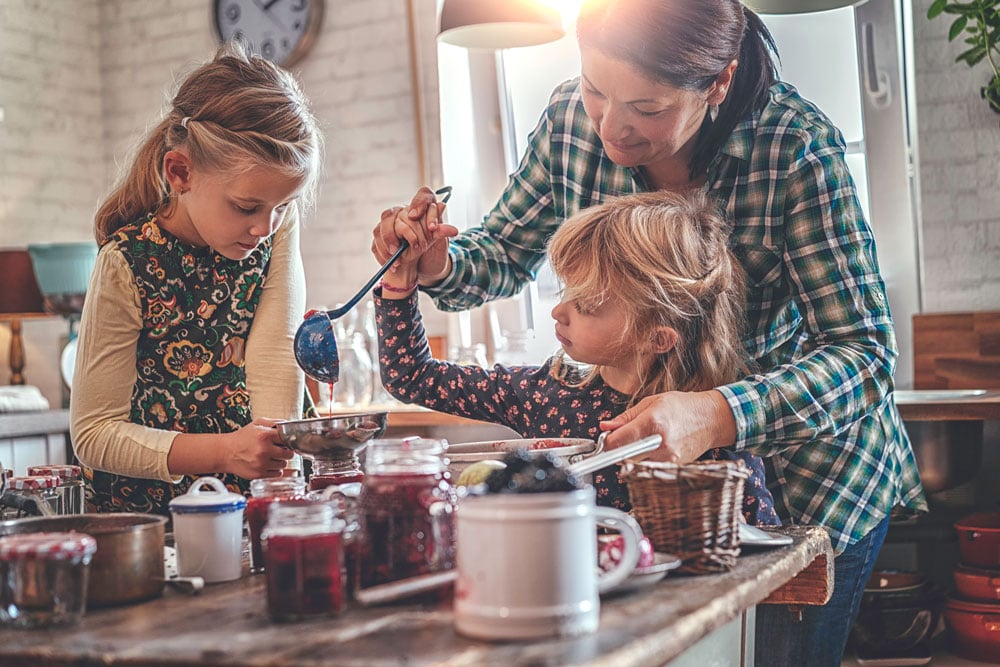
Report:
912,312,1000,390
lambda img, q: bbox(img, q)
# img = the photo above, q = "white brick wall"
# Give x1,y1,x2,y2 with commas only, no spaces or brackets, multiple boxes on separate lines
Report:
1,0,444,404
913,0,1000,312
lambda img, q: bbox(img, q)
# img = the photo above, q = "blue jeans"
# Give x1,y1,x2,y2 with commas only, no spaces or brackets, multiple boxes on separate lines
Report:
754,515,890,666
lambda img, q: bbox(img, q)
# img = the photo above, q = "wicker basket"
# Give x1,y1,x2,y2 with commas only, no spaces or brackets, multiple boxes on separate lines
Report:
621,459,749,574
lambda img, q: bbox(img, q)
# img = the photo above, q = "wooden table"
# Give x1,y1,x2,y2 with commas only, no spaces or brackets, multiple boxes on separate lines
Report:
0,526,832,667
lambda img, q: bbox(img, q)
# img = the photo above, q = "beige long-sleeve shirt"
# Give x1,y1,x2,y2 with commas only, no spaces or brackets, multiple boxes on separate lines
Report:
70,211,307,483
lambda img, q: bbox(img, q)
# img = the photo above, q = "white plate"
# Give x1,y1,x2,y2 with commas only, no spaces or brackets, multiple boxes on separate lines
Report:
603,552,682,596
448,438,596,461
60,336,78,389
738,523,794,549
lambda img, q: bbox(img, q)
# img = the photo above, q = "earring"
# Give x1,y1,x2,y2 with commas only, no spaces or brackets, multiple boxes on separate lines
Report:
709,104,719,122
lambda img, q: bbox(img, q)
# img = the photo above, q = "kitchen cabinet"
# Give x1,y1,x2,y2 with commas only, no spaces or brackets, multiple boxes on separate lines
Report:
0,526,832,667
0,409,70,476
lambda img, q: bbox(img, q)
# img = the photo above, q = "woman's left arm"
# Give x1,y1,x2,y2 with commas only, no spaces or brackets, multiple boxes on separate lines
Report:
245,205,307,420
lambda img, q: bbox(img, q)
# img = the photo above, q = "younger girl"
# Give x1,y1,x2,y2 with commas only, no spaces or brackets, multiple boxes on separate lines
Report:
70,42,322,515
374,191,777,524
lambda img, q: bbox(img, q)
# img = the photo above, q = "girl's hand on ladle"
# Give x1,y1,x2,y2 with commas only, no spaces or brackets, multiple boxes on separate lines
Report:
372,186,457,285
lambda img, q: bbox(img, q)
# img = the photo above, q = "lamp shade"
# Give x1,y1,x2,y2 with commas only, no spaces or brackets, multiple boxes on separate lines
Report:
438,0,565,50
745,0,868,13
0,250,46,315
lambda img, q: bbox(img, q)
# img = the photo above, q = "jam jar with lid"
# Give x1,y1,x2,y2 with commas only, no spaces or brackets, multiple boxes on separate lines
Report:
247,477,307,573
262,499,346,621
357,437,456,589
3,475,61,518
28,464,85,514
0,531,97,628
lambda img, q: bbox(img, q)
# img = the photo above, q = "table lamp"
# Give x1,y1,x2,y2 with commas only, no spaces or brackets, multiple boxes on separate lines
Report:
0,250,50,385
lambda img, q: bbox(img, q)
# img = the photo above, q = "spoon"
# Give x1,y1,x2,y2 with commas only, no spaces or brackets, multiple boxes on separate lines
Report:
566,434,662,477
294,186,453,384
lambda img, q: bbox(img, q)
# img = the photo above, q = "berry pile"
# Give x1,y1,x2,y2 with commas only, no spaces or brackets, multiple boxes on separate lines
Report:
483,449,583,494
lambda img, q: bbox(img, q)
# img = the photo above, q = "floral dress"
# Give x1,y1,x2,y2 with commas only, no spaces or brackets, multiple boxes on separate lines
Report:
376,290,779,526
84,216,271,516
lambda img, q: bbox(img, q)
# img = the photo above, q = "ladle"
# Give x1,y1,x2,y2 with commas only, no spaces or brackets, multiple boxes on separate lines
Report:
295,186,452,384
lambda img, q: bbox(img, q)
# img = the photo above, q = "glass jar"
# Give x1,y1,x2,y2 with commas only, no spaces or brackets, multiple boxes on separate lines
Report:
306,483,362,597
27,465,85,514
308,449,364,492
262,500,346,621
246,477,307,573
0,531,97,628
3,475,61,518
357,438,456,589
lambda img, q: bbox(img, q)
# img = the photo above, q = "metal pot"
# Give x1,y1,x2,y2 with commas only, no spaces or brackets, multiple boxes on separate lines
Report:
904,420,983,495
0,513,167,607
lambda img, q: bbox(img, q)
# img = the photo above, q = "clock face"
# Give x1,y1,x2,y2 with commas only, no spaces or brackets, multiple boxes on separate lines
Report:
213,0,324,67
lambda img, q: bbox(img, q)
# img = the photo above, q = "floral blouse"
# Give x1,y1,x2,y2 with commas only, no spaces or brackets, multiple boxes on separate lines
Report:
84,215,271,515
375,290,779,526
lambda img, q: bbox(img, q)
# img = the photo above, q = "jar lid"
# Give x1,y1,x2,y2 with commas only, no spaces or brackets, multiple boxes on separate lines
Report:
169,476,247,514
9,475,60,490
0,532,97,561
27,464,82,480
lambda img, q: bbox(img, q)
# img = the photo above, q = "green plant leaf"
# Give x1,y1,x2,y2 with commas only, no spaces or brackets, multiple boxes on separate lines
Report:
957,45,987,64
950,16,970,40
928,0,948,18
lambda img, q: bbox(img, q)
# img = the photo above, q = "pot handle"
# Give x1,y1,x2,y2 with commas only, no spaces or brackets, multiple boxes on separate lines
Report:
977,614,1000,631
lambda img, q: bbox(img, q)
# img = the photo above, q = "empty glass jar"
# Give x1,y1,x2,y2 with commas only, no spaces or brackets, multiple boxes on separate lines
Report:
0,531,97,628
28,465,85,514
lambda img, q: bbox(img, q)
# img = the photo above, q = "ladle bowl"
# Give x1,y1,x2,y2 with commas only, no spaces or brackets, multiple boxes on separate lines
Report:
294,186,452,384
275,411,388,460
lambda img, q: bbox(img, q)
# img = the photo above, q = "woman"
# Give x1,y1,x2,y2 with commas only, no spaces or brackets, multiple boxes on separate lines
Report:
374,1,924,664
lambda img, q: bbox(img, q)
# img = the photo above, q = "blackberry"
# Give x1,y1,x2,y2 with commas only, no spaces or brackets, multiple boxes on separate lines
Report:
483,449,583,494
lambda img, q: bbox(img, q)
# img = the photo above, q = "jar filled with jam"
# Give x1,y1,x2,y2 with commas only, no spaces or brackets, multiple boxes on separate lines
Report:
247,477,307,573
262,500,345,621
357,438,456,589
307,448,364,492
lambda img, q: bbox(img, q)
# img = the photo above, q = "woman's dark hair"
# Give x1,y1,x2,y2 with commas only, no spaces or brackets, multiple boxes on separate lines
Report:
577,0,779,179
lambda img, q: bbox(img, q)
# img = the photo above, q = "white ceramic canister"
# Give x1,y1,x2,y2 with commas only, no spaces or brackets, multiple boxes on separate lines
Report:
169,476,246,583
454,486,642,641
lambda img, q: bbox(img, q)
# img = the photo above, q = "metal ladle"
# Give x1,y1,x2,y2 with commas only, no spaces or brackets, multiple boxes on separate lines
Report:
294,186,452,384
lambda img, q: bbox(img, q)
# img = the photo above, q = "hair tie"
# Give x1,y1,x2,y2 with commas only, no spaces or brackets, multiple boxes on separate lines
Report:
180,116,190,129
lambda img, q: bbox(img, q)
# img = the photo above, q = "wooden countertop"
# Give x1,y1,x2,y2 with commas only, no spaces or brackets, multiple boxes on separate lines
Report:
893,390,1000,421
0,526,831,667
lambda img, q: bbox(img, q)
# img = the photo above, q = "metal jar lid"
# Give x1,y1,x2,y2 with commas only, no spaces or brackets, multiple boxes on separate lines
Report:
0,532,97,561
9,475,60,490
169,476,247,515
27,465,82,481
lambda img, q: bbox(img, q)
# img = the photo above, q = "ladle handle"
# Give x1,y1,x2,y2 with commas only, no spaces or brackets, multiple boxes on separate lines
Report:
326,240,409,319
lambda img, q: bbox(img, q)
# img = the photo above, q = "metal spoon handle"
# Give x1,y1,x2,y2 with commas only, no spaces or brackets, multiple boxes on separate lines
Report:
327,240,409,319
566,434,662,477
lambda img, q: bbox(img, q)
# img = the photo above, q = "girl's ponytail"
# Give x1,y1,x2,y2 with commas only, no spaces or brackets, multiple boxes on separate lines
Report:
94,119,172,245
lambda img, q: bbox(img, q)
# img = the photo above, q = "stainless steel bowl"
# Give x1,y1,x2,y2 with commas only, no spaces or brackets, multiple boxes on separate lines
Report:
275,411,388,460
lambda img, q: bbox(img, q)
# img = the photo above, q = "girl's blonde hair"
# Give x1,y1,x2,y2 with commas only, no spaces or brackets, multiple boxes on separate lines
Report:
95,41,323,245
547,190,750,404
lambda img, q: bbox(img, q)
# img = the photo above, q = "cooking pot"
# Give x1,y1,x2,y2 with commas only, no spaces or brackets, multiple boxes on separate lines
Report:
955,512,1000,568
945,596,1000,663
850,570,938,655
0,513,167,607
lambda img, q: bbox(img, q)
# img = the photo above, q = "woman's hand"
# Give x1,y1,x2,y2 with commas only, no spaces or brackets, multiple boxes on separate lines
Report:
599,390,737,463
224,418,294,480
372,187,459,287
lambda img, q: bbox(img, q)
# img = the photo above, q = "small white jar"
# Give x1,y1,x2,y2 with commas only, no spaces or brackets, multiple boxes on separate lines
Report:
169,476,247,583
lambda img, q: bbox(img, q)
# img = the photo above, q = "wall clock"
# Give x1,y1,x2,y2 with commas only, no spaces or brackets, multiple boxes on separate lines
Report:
213,0,325,68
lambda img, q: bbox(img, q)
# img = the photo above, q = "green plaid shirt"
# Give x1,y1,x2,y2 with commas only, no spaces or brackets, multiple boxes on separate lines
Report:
426,79,926,553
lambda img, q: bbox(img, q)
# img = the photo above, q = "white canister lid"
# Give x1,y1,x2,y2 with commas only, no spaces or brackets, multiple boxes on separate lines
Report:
169,476,247,515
